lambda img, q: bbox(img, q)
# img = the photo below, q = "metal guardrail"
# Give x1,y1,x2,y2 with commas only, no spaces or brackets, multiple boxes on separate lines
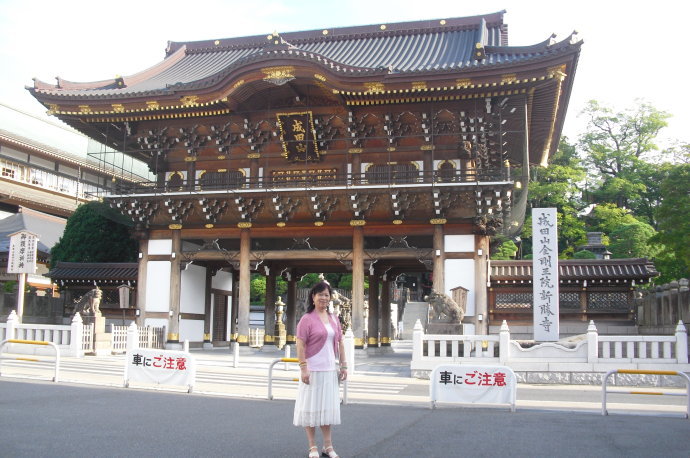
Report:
602,369,690,419
0,339,61,382
268,358,348,405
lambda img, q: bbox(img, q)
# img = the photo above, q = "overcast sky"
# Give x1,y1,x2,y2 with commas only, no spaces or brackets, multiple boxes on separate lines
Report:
1,0,688,148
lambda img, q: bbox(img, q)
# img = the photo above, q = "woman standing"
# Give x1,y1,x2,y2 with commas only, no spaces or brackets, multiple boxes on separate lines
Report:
294,281,347,458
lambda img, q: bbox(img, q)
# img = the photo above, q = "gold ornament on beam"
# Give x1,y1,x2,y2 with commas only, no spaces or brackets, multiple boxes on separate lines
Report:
262,66,296,86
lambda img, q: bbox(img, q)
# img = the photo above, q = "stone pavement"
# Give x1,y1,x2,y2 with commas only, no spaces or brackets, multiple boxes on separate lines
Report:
0,340,688,416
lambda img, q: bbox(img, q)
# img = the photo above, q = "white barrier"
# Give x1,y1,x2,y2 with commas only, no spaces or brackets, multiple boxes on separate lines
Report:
430,364,516,411
123,348,196,393
602,369,690,418
0,339,61,382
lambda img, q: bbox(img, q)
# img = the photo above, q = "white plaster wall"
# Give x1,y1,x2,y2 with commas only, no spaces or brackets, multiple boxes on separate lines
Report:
180,319,204,342
145,261,171,312
181,264,206,314
445,235,474,253
144,317,168,332
212,270,233,291
148,239,172,255
444,259,476,316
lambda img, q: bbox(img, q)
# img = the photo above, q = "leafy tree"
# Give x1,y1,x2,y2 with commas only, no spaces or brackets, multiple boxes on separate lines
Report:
491,239,518,260
585,203,639,236
651,163,690,278
50,201,137,267
573,250,596,259
250,274,266,304
578,100,670,212
608,222,659,259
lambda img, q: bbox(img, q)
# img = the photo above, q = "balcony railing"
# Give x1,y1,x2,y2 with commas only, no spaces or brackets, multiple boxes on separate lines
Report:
107,168,512,197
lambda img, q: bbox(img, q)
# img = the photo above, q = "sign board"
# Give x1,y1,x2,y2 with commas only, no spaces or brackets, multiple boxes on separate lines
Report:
532,208,560,341
430,364,517,411
124,349,196,392
7,231,39,274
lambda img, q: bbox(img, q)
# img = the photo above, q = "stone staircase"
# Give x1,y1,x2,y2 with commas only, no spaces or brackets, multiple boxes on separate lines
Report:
400,301,428,339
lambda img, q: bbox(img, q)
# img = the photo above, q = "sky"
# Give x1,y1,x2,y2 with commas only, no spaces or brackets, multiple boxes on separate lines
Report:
1,0,688,149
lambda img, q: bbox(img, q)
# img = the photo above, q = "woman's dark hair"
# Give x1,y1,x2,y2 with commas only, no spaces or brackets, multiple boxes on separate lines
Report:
306,281,333,313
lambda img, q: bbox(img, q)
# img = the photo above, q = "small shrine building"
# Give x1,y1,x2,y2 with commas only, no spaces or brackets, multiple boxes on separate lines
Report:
28,11,582,348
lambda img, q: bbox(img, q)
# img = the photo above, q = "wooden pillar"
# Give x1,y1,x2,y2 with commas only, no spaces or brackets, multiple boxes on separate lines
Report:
186,161,196,191
203,267,213,345
136,239,148,327
432,223,445,293
230,270,239,341
367,274,380,348
380,278,391,346
167,229,182,345
475,235,490,334
352,226,365,348
423,149,433,182
237,228,251,345
250,157,259,185
286,271,297,345
264,271,277,344
351,152,361,184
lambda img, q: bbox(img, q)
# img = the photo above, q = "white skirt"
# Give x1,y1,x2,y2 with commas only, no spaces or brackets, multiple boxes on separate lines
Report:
293,370,341,427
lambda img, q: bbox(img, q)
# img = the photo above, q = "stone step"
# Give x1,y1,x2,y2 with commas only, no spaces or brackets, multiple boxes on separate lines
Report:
400,301,428,339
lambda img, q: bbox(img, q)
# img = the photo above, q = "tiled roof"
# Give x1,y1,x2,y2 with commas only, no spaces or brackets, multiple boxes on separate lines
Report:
0,208,66,254
30,11,580,98
48,261,138,282
490,259,659,282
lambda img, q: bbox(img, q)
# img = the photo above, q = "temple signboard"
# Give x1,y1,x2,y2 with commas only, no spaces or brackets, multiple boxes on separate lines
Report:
7,230,38,274
532,208,559,341
276,111,320,162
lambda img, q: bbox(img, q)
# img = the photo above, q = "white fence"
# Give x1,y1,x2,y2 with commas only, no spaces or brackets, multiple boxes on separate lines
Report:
0,311,86,357
412,320,689,376
249,327,265,348
110,325,165,353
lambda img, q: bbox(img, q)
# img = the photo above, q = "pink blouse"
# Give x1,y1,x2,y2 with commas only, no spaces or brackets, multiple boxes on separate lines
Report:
295,311,343,360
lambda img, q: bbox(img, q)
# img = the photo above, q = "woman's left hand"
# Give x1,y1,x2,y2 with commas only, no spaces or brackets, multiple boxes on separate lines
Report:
339,368,347,381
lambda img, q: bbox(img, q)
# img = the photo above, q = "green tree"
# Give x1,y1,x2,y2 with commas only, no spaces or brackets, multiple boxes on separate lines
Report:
491,239,518,260
578,100,670,212
50,201,137,267
651,163,690,279
608,222,659,259
523,137,587,257
250,274,266,304
573,250,596,259
585,203,639,236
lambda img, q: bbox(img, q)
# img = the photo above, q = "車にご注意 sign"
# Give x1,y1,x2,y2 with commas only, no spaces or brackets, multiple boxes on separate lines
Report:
430,364,516,411
124,349,196,392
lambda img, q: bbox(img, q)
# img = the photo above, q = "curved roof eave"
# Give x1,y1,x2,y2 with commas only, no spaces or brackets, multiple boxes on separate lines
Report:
29,39,581,104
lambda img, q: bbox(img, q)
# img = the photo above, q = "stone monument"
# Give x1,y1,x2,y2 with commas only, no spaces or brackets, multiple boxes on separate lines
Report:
73,287,112,355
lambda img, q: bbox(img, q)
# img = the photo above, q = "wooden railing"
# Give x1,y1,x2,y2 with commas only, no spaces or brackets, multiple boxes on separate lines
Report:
106,168,511,197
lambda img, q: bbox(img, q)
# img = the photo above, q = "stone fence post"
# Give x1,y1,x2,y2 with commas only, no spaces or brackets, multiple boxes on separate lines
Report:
70,312,84,358
499,320,511,364
6,310,18,340
675,321,688,364
126,322,139,353
412,319,423,364
587,320,598,364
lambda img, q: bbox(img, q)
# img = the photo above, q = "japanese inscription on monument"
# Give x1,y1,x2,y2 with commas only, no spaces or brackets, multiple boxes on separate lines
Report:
532,208,559,340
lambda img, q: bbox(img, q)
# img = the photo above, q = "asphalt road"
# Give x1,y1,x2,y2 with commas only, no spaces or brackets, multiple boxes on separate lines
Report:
2,379,689,458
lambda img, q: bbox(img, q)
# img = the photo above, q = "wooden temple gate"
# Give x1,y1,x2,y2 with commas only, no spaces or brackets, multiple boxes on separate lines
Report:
28,12,581,348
